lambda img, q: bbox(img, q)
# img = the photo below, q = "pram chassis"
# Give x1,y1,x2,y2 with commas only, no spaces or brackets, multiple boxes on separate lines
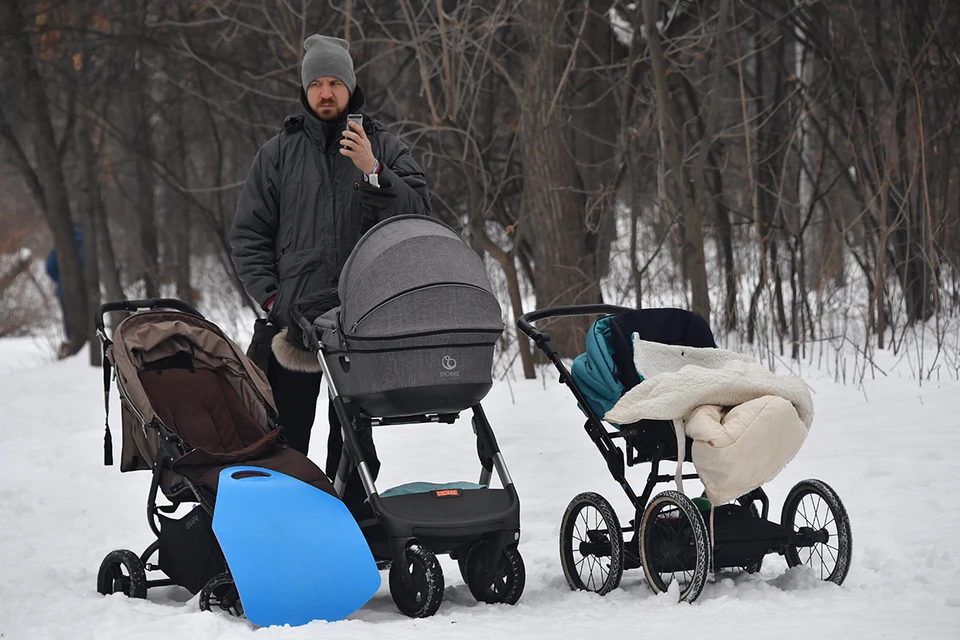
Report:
518,304,852,601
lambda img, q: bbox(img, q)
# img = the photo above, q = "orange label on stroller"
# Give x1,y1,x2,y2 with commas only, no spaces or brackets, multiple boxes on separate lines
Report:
435,489,461,498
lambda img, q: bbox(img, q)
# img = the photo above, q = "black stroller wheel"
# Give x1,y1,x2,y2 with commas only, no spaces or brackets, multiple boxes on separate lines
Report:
640,491,711,602
781,479,852,585
464,543,525,605
559,492,624,595
735,500,764,574
96,549,147,599
389,545,445,618
199,573,244,617
457,555,470,585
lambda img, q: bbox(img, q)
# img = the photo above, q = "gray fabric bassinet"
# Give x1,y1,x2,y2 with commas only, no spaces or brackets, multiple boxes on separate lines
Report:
316,215,503,417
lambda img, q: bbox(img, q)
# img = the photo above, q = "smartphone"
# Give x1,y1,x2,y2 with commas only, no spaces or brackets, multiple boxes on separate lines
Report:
346,113,363,131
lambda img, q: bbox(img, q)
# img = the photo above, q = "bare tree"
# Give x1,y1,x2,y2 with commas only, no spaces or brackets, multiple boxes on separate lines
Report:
1,0,89,356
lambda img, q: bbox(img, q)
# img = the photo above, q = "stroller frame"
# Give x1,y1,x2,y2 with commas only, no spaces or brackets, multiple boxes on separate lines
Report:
294,309,524,616
95,299,271,615
518,304,852,601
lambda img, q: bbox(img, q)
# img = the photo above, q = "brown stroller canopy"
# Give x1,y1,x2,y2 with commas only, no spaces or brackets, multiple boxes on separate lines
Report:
109,311,276,426
106,310,332,501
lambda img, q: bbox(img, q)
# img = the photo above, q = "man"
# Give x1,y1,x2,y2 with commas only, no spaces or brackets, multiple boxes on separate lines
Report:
230,34,430,506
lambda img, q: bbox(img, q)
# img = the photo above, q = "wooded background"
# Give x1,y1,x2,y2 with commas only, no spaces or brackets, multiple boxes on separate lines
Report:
2,0,958,378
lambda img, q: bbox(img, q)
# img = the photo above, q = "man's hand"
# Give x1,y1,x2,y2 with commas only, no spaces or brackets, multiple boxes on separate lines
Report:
340,121,376,174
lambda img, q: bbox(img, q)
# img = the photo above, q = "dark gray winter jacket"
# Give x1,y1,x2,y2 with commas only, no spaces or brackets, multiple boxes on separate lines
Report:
230,87,430,328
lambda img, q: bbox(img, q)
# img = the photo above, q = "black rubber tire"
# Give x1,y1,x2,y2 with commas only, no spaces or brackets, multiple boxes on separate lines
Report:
199,572,244,617
559,492,624,595
457,555,469,585
640,490,711,603
96,549,147,599
737,500,764,574
781,479,852,585
464,543,525,605
389,545,445,618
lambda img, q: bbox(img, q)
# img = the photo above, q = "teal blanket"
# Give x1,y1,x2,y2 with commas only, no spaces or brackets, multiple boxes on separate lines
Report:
570,316,632,421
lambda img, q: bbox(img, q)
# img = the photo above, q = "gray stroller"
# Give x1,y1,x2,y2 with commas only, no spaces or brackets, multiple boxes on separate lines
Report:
292,215,524,618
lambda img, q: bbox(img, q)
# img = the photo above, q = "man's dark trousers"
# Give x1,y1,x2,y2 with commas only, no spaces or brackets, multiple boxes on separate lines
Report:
265,350,380,510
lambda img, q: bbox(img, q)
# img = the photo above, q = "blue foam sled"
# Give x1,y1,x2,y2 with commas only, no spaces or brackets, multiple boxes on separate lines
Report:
212,466,380,627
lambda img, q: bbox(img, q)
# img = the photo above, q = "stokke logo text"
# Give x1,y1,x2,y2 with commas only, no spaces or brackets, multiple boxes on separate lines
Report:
440,355,460,377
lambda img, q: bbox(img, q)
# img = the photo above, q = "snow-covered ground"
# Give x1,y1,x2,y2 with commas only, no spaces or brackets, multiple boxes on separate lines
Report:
1,334,958,639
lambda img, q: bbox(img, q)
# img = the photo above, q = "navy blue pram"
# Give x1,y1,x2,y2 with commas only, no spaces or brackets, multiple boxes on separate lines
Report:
518,304,853,603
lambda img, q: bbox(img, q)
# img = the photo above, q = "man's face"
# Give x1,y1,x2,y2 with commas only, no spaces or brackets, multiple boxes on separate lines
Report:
306,76,350,121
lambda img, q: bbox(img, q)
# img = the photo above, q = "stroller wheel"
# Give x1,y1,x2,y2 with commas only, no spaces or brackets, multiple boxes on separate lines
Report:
559,492,624,595
389,545,445,618
735,499,764,574
96,549,147,599
640,491,711,603
199,573,244,617
464,543,525,605
781,479,852,585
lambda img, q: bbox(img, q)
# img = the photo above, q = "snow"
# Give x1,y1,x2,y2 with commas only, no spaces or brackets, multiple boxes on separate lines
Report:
1,334,959,639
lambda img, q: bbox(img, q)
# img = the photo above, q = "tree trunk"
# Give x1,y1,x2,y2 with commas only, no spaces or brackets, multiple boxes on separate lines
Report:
518,0,605,357
92,95,126,315
130,20,160,298
169,103,195,305
630,201,642,309
502,253,536,380
641,0,710,322
710,167,737,333
75,110,103,366
2,0,89,355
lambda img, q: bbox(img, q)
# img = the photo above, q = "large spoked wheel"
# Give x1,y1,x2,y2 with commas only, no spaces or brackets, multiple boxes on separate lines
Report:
96,549,147,599
199,573,244,617
640,491,711,603
389,545,445,618
559,492,624,595
781,479,852,585
464,542,525,605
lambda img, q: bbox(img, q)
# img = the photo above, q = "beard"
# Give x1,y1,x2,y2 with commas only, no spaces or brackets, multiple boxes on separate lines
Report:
313,101,345,122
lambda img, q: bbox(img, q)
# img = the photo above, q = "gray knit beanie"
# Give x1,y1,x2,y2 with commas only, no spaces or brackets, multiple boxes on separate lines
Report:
300,35,356,94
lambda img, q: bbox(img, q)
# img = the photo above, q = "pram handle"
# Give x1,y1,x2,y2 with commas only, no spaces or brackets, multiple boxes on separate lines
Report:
95,298,203,334
517,304,632,346
290,306,321,352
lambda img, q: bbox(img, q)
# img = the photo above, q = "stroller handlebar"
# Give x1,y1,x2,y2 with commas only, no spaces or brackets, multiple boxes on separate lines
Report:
290,306,321,352
517,304,632,345
96,299,204,334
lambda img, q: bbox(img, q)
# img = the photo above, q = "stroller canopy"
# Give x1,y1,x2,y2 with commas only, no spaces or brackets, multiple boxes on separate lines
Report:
109,311,276,427
337,215,502,337
570,308,716,422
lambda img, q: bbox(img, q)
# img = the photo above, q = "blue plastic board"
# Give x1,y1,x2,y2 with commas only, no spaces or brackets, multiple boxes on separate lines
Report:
212,466,380,627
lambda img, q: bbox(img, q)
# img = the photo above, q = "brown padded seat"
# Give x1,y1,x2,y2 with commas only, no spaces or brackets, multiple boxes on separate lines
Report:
139,367,335,500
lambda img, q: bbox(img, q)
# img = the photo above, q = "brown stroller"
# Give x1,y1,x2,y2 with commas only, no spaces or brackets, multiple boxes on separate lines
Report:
94,298,334,615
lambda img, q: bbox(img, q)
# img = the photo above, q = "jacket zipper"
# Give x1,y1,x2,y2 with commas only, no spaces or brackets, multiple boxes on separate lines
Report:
322,130,339,269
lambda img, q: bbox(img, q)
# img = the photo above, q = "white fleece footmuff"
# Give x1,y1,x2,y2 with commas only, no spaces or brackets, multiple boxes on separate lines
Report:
603,336,814,502
685,397,808,505
604,338,814,429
